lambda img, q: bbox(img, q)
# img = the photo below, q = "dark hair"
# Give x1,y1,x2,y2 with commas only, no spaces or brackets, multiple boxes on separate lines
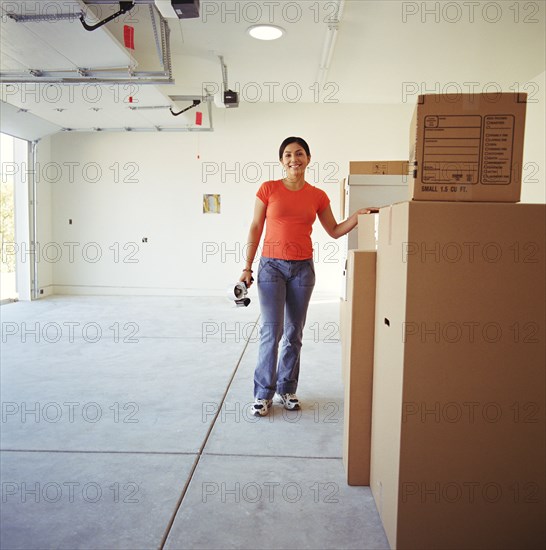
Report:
279,137,311,160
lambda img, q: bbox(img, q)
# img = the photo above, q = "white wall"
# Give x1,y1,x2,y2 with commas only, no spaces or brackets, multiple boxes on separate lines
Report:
521,70,546,204
41,102,414,296
36,85,545,297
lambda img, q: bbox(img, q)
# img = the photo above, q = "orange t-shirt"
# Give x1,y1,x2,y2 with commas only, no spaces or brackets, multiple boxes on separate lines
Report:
256,179,330,260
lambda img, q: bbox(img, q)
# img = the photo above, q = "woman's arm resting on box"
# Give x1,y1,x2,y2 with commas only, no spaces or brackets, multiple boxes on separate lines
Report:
318,205,379,239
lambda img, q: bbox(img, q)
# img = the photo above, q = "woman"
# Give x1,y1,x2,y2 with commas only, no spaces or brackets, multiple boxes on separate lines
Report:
240,137,374,416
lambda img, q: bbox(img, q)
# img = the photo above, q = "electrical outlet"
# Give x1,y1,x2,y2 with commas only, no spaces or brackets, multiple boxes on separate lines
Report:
142,237,148,243
69,219,72,224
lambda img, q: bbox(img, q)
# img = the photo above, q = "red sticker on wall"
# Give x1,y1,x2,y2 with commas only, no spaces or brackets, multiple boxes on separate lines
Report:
196,112,203,126
124,25,135,50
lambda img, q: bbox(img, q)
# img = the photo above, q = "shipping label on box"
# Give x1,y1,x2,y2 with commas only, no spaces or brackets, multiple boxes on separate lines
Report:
410,93,527,202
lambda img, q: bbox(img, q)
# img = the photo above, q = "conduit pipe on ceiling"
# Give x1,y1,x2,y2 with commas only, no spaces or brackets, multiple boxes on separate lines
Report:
316,0,345,89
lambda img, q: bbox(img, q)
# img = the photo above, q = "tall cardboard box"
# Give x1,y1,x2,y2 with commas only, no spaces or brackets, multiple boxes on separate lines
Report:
338,178,346,219
410,93,527,202
341,250,376,486
370,201,545,549
357,213,378,250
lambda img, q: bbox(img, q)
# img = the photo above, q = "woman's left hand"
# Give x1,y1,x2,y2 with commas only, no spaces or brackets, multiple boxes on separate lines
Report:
356,207,380,216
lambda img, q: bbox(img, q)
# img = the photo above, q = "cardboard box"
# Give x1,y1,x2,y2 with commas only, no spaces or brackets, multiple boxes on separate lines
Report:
344,175,408,250
410,93,527,202
370,201,545,549
357,213,378,251
350,161,411,175
339,297,348,379
339,178,346,219
342,250,377,486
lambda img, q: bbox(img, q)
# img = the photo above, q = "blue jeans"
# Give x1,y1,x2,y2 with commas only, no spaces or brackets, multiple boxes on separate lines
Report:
254,257,316,400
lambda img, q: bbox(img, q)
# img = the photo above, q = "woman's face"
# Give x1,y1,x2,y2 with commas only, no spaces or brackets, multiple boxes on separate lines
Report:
280,142,311,179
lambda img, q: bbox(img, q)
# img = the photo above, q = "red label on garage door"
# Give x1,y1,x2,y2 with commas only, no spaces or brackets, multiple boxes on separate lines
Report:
124,25,135,50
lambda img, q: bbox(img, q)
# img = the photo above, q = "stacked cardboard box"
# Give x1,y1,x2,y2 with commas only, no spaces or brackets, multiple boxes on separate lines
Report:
368,93,545,549
340,167,408,301
357,213,378,251
409,93,527,202
350,160,410,176
341,249,376,486
342,162,409,250
341,164,403,485
370,201,545,549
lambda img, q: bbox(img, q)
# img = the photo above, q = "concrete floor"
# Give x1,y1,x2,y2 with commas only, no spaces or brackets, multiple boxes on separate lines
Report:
0,294,389,550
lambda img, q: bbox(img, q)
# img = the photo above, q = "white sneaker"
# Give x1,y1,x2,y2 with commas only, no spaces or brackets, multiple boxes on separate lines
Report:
251,398,272,416
276,393,300,410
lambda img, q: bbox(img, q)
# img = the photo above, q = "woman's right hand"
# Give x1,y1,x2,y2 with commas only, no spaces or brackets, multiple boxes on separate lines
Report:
239,271,254,288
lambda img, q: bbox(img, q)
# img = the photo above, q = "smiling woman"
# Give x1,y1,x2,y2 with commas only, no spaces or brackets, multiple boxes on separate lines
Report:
239,136,375,417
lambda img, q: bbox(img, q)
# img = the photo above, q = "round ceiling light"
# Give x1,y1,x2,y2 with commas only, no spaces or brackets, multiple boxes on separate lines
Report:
247,25,285,41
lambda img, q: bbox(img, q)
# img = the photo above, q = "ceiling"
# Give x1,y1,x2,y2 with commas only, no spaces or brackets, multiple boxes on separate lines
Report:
0,0,544,132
